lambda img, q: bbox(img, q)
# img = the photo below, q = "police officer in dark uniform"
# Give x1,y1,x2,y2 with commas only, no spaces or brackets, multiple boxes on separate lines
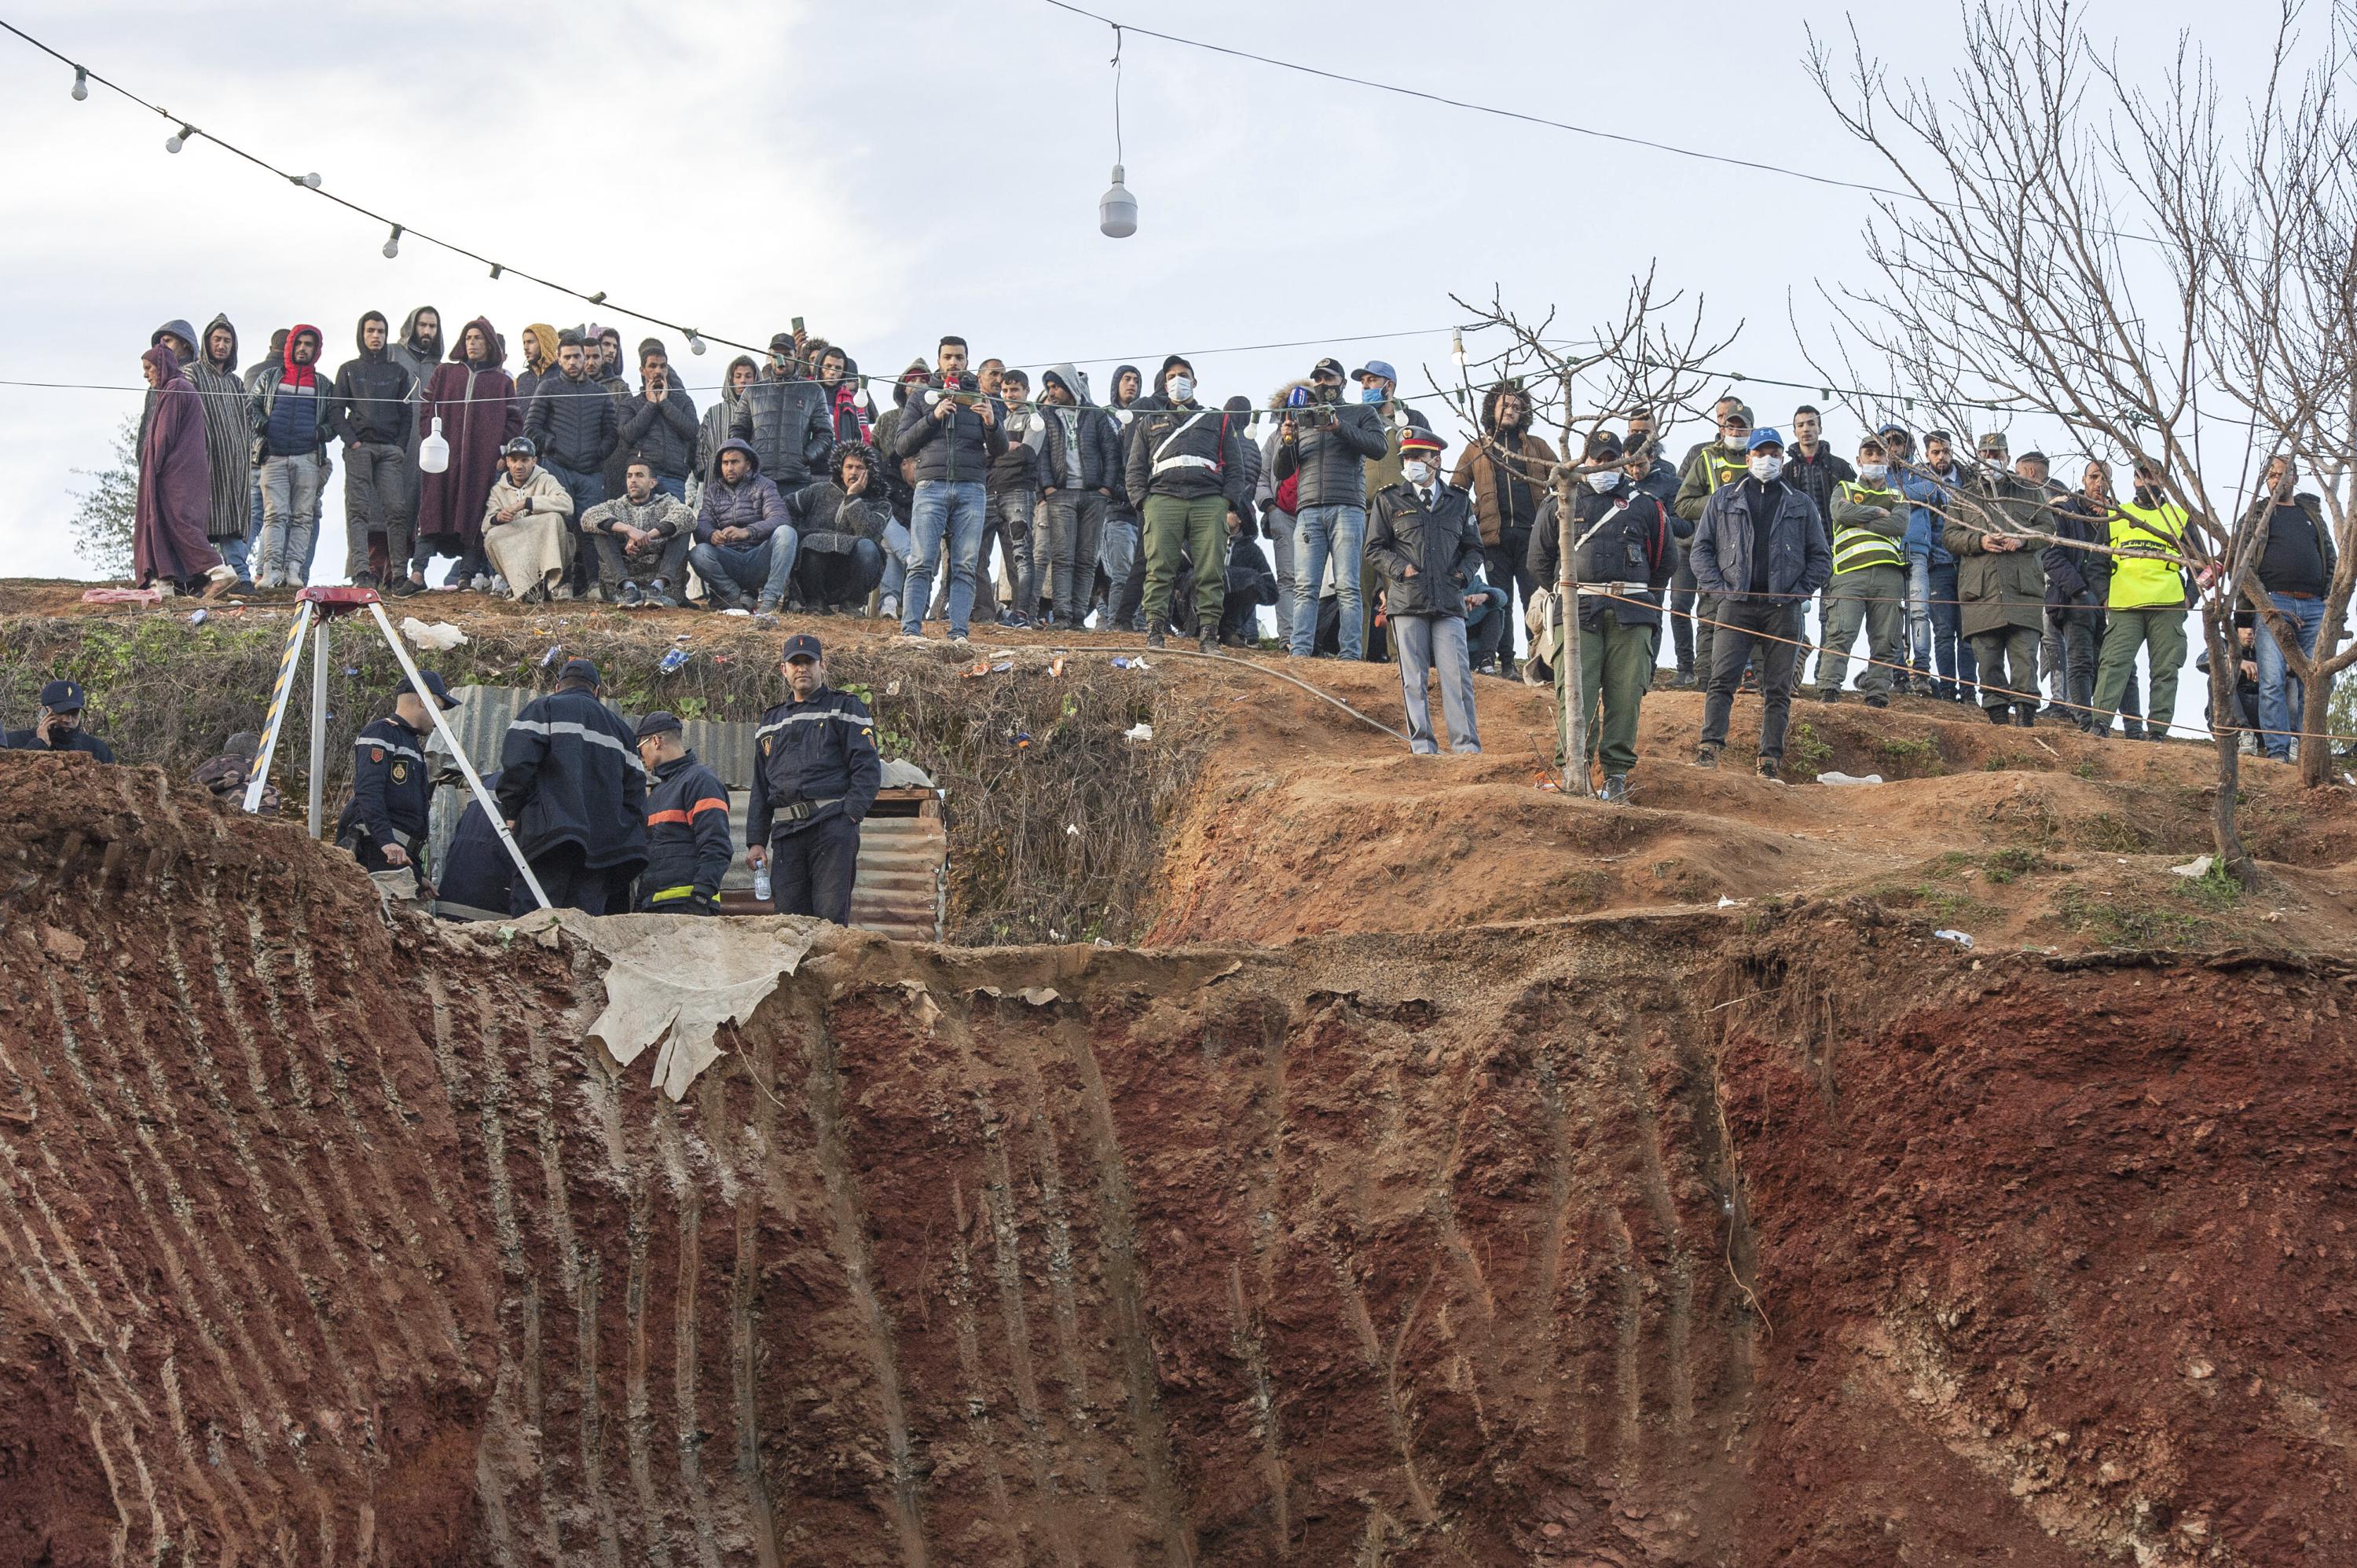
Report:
335,669,461,879
6,679,117,760
633,711,734,914
746,633,881,924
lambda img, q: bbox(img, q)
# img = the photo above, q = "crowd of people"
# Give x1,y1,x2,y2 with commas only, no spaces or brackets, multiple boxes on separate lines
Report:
108,310,2346,783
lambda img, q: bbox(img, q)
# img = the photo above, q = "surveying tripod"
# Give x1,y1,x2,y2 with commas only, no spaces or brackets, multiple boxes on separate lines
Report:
243,586,551,910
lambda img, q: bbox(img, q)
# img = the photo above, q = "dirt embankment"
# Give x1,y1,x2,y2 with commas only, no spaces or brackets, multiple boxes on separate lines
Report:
5,753,2355,1566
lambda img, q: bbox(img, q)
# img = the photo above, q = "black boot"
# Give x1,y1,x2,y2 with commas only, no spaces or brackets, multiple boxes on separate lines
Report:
2016,707,2036,729
1146,617,1168,650
1985,705,2012,726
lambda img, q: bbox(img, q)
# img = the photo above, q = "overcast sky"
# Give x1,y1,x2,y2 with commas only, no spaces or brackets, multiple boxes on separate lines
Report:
0,0,2289,720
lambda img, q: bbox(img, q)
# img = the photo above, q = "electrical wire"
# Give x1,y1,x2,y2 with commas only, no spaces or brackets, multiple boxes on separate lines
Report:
1035,0,2189,261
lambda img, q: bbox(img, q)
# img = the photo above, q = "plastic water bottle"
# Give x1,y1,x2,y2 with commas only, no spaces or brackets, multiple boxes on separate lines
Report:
753,867,772,903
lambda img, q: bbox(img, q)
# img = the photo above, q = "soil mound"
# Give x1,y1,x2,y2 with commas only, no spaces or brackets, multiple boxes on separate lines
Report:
5,753,2355,1565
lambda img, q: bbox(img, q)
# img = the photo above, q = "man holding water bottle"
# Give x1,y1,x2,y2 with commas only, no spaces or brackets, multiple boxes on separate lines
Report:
746,633,882,923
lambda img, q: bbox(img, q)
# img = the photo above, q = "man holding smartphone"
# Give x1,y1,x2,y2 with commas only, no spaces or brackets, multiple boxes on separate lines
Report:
6,680,118,761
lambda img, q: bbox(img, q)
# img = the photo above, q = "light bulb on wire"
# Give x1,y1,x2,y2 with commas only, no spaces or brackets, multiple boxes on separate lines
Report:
381,224,401,260
164,123,192,154
71,66,88,101
1097,24,1138,238
685,330,708,356
299,172,321,189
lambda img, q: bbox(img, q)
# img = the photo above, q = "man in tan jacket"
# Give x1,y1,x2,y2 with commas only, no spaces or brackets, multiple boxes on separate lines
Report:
1449,380,1558,649
482,436,576,603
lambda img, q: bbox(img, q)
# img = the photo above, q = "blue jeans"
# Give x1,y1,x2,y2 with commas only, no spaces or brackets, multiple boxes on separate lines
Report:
1291,504,1366,658
881,518,912,604
654,475,686,504
1909,556,1978,698
1098,514,1142,629
904,480,988,636
688,529,797,607
2255,592,2326,758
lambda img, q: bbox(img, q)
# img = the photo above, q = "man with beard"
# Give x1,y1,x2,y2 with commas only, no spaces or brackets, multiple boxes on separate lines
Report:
1450,379,1558,657
186,315,254,579
331,310,419,587
247,324,336,588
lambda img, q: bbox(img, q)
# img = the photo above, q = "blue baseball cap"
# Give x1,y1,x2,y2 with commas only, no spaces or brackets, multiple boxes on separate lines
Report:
1353,361,1398,385
1747,427,1787,452
38,679,86,710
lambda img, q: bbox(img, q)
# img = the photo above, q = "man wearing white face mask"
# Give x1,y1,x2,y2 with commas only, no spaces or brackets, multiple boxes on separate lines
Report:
1526,432,1680,800
1814,434,1910,706
1366,428,1484,754
1125,354,1254,651
1689,428,1832,777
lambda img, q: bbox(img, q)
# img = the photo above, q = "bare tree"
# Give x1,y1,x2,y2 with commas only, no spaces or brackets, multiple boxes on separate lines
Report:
2199,0,2357,786
1804,0,2354,884
1432,271,1732,793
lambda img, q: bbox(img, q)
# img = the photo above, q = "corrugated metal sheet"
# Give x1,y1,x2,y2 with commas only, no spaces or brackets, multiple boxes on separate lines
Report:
423,684,945,939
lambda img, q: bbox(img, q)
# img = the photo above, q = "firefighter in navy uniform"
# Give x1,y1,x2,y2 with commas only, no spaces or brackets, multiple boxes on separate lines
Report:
746,633,881,924
335,669,461,882
632,711,733,914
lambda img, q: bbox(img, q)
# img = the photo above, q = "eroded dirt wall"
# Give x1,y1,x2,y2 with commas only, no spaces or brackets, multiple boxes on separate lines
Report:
5,754,2354,1566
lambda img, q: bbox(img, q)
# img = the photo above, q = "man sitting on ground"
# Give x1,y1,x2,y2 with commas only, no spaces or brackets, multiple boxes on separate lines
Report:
581,458,694,606
482,437,576,603
690,438,797,614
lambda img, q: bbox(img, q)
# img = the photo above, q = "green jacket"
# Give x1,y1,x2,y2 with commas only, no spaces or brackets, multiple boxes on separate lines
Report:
1675,442,1750,523
1941,472,2051,636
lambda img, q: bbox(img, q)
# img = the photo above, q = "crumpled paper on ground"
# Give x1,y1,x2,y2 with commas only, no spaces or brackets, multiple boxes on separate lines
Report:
401,617,469,651
510,910,814,1100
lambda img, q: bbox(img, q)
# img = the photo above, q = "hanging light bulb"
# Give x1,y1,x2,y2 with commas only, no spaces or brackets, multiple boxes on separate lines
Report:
71,66,88,101
164,123,192,154
299,172,321,189
1098,25,1138,238
382,224,402,260
685,330,708,356
1099,166,1138,239
419,417,450,475
488,262,503,280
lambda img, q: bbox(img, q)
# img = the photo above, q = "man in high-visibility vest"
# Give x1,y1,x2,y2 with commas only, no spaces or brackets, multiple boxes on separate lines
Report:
2090,463,2190,738
1813,434,1910,707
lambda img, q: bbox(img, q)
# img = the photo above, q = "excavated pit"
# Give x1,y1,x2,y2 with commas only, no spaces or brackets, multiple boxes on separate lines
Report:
5,751,2356,1567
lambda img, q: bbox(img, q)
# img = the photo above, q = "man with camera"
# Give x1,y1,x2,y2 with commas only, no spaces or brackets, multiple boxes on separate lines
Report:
1274,356,1387,659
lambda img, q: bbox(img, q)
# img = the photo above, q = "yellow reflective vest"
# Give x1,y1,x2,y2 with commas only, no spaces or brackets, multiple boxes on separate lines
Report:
2108,499,2189,610
1831,481,1907,574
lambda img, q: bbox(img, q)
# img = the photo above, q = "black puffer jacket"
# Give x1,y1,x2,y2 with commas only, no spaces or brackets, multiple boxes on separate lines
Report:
1272,397,1386,509
1123,397,1253,512
893,379,1009,484
1366,480,1485,618
330,314,416,447
525,370,621,473
731,374,834,486
617,385,699,481
496,684,649,873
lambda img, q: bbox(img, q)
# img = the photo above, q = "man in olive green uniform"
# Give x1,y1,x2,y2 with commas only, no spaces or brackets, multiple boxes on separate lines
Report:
1941,432,2053,727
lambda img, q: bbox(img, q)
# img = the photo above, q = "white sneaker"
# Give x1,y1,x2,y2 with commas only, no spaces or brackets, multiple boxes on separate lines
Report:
488,575,510,597
878,594,900,621
552,584,575,602
467,573,491,592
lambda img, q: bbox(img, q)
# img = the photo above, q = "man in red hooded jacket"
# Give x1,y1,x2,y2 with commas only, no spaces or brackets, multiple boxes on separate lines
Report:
247,324,335,588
